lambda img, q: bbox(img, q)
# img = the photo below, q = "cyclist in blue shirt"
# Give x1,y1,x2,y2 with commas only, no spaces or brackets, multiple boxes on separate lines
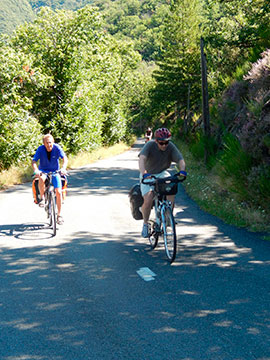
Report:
32,134,68,225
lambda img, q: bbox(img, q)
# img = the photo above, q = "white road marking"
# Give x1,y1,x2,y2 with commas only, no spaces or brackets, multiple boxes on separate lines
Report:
137,267,157,281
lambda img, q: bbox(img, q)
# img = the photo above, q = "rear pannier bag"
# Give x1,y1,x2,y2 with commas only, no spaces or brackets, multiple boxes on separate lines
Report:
61,175,68,201
32,178,41,204
32,175,68,204
128,183,144,220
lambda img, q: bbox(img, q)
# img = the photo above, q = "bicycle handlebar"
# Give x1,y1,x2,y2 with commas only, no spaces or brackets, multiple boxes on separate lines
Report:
32,169,68,178
41,170,63,176
141,173,186,186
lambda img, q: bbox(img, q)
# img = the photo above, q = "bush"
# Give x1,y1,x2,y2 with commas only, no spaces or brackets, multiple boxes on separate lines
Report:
0,107,41,169
247,164,270,211
218,133,252,199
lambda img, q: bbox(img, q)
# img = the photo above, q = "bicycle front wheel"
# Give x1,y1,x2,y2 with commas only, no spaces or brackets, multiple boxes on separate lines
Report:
149,220,159,249
161,205,177,263
49,191,57,236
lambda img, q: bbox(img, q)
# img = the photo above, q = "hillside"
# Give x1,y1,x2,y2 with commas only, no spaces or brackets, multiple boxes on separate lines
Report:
0,0,34,34
29,0,93,11
0,0,95,34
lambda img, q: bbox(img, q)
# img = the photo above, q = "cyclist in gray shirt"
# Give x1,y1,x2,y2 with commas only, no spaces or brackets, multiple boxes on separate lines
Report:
138,128,186,238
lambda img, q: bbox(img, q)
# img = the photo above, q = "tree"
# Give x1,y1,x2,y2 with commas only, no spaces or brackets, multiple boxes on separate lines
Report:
0,42,42,169
92,0,170,61
151,0,202,124
202,0,270,97
6,5,142,154
11,6,103,145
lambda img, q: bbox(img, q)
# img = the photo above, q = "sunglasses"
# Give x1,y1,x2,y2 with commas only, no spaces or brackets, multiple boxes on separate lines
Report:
158,140,169,146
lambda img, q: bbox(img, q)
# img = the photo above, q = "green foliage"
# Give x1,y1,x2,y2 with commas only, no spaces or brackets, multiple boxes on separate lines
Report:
11,6,103,130
0,108,41,169
247,164,270,211
0,43,43,169
190,135,205,160
0,5,144,162
92,0,169,61
217,133,252,199
150,0,202,118
189,132,218,168
202,0,270,98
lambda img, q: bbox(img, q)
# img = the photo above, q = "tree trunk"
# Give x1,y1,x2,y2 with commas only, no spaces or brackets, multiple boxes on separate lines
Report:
200,37,211,163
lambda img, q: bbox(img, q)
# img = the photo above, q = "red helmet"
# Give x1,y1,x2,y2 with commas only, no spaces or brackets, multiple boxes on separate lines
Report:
154,128,171,140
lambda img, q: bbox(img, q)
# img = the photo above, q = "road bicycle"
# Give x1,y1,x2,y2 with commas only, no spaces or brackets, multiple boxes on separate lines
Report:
33,170,67,237
43,170,63,236
142,173,185,263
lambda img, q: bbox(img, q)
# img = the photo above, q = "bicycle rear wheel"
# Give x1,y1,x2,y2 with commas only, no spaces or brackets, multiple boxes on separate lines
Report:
48,191,57,236
149,220,159,249
161,205,177,263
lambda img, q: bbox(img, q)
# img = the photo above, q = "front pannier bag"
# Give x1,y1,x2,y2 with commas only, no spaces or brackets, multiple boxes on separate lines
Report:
128,183,144,220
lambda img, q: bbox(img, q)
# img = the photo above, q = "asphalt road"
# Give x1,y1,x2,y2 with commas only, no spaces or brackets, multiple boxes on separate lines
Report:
0,139,269,360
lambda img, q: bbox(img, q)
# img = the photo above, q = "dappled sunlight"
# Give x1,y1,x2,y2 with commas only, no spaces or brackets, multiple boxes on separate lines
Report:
180,290,200,296
67,165,140,198
213,320,233,327
0,318,41,331
179,217,196,223
0,225,269,359
184,309,227,318
5,258,49,276
36,302,67,311
153,326,178,333
159,311,175,318
171,210,256,268
0,141,269,359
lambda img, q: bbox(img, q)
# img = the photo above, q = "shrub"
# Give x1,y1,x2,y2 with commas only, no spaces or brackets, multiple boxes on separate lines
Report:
247,164,270,210
0,107,41,169
218,133,252,199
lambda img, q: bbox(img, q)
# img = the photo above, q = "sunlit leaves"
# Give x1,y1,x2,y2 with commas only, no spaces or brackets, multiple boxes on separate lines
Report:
0,5,143,163
151,0,202,115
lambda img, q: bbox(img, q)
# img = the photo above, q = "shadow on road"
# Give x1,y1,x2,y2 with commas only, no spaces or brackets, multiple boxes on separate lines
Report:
0,140,269,359
67,166,140,197
0,220,270,359
0,223,56,240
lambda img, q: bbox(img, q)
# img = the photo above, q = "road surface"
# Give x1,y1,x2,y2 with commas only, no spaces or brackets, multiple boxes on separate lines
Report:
0,139,269,360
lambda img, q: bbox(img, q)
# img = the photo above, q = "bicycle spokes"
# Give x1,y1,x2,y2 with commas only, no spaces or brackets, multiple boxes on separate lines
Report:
148,220,159,249
162,206,177,263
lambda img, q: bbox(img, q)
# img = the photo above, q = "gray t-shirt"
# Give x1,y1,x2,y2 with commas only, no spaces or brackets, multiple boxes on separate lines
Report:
139,140,183,174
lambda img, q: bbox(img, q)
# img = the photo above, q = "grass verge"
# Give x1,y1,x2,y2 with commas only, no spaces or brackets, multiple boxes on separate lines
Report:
177,140,270,234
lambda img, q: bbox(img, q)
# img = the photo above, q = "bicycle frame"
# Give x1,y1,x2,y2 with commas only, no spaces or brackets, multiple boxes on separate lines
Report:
142,173,185,263
43,171,61,237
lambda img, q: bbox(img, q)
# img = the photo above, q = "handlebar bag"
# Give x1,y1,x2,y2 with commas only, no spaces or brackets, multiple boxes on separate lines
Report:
155,178,178,196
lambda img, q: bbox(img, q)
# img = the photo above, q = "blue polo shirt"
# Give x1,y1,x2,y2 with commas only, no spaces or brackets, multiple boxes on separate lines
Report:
33,143,65,173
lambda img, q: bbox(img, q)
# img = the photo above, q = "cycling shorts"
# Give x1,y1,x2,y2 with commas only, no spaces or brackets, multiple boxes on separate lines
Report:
140,170,170,197
50,173,62,189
